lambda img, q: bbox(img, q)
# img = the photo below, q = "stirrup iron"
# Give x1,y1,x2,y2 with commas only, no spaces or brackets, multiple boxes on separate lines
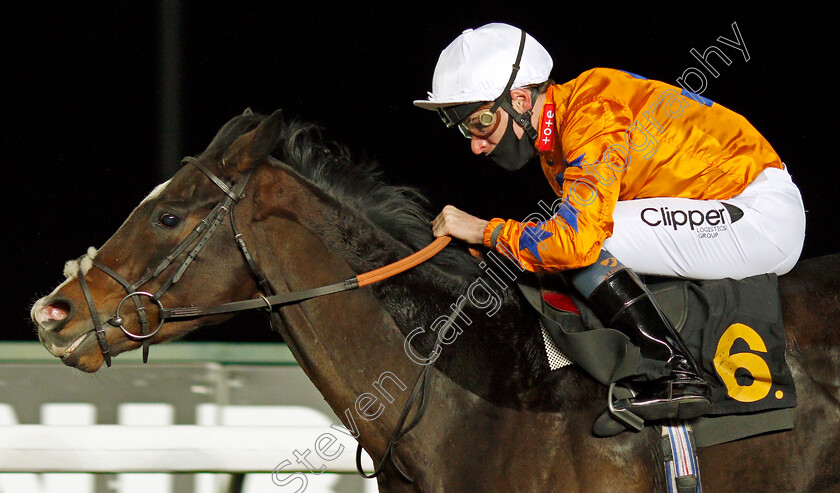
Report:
607,383,644,431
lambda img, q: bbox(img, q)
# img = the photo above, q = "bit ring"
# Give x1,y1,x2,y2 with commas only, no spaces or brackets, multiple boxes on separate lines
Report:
112,291,165,340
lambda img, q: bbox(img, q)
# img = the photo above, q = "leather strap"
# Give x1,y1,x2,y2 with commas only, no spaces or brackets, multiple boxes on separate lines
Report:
230,206,273,296
182,156,240,202
93,259,153,361
161,237,452,320
490,29,527,114
356,295,467,482
161,278,360,319
357,237,450,287
77,265,111,367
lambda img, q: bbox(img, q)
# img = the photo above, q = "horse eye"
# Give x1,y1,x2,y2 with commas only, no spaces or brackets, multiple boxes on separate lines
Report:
159,213,180,228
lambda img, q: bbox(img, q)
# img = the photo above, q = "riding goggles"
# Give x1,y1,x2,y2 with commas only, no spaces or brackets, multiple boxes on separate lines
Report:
438,103,502,139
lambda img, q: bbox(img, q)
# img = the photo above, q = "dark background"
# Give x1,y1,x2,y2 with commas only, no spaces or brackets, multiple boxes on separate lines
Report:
4,3,835,343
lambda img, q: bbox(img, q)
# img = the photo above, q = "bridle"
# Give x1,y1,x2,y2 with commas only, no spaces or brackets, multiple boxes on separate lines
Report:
75,154,458,482
77,156,257,365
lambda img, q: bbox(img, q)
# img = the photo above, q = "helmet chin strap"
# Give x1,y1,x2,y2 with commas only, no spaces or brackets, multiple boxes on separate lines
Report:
498,89,539,144
488,29,539,144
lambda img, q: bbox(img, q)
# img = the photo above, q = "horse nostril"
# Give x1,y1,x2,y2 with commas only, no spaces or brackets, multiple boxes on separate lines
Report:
36,299,73,325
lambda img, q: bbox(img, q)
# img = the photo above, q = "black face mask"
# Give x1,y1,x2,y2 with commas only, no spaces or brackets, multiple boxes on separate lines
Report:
488,114,537,171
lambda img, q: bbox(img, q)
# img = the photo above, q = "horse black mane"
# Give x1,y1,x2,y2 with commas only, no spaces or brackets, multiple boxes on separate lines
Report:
204,110,552,407
206,110,484,281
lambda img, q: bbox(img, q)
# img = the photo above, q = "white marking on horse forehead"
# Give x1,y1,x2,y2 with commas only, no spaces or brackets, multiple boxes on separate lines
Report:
46,181,170,301
141,179,172,205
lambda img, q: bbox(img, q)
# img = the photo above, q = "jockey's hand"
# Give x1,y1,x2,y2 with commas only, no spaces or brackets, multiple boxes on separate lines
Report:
432,205,489,245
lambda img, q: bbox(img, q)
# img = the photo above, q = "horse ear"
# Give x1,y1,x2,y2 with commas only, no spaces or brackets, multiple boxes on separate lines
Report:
223,109,283,171
247,109,284,162
242,107,253,116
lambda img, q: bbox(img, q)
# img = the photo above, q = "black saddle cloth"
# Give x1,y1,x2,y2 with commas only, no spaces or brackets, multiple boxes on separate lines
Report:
521,272,796,417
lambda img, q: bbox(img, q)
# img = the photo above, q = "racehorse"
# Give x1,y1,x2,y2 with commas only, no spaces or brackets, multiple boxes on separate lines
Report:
32,109,840,491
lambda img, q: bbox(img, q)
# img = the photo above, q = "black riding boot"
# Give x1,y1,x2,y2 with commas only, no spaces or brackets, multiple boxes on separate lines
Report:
587,267,712,421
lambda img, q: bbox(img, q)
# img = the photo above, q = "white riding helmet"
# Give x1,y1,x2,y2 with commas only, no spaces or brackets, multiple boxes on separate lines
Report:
414,23,553,112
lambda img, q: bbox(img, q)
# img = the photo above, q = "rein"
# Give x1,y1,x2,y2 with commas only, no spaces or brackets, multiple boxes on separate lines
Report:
77,155,455,483
159,228,452,321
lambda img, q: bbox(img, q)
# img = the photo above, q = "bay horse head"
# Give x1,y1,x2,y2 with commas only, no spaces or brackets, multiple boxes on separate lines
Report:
32,109,288,372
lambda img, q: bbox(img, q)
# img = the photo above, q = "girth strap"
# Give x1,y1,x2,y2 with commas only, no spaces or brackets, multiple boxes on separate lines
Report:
662,422,702,492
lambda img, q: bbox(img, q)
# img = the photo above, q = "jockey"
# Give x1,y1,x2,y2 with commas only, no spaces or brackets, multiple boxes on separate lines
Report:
416,23,806,423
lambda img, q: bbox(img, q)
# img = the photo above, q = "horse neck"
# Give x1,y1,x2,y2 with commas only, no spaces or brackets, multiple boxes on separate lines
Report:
281,167,546,404
241,165,548,446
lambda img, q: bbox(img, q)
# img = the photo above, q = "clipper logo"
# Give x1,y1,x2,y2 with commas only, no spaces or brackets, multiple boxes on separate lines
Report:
641,207,728,238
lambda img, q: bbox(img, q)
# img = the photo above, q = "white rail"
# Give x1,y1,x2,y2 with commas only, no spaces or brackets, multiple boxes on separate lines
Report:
0,425,371,473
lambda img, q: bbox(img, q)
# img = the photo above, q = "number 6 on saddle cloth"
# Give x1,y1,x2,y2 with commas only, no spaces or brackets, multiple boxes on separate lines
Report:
519,272,796,419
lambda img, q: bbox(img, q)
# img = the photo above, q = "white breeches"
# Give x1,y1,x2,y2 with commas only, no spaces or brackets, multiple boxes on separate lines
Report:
603,166,806,280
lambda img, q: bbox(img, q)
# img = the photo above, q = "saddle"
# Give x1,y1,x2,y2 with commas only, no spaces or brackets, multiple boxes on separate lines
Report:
520,272,796,447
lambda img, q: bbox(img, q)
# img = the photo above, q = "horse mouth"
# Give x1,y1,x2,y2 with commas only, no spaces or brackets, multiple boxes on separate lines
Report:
60,332,90,360
56,332,107,373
